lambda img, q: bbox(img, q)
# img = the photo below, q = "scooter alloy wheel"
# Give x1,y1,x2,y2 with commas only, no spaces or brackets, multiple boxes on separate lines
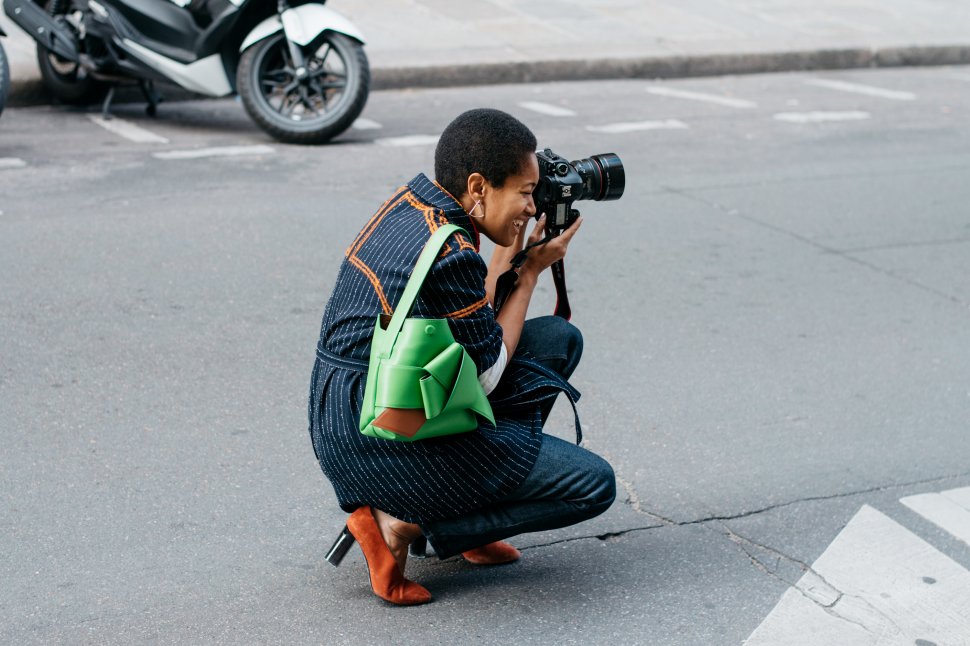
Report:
238,31,369,145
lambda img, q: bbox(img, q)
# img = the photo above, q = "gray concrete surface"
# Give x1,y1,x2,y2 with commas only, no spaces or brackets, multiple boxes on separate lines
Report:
3,66,970,643
3,0,970,105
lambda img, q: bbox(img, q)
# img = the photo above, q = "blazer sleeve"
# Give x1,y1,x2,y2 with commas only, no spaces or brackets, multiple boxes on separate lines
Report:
413,244,504,375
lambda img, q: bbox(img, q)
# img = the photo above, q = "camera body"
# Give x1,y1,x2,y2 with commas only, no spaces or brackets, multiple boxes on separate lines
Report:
532,148,625,234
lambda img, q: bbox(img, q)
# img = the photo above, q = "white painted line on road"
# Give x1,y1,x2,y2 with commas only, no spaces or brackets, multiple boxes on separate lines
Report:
0,157,28,169
773,110,871,123
805,78,917,101
745,505,970,645
585,119,689,134
902,486,970,546
152,145,275,160
518,101,577,117
374,134,440,147
352,118,383,130
646,86,757,109
88,115,170,144
940,486,970,509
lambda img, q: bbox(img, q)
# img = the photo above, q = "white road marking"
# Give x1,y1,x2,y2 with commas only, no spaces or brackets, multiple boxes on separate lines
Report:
352,118,383,130
773,110,871,123
646,86,757,109
374,134,440,147
948,72,970,83
585,119,689,134
745,505,970,645
902,486,970,546
518,101,577,117
88,115,170,144
152,145,275,160
0,158,28,169
805,78,917,101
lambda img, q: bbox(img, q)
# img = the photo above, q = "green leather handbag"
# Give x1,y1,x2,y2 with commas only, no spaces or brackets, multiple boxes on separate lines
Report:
359,224,496,442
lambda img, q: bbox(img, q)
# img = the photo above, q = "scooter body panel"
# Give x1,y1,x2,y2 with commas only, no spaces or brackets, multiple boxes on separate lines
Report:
107,0,201,54
119,38,232,96
240,4,365,53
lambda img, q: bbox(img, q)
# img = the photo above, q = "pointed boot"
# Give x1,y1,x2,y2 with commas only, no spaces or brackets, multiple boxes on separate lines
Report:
462,541,521,566
345,506,432,606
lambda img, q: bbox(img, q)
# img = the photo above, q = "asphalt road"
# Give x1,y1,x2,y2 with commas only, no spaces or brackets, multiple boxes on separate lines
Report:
2,67,970,644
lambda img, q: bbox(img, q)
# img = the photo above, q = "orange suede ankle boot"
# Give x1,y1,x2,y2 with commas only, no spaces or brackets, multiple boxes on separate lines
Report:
345,506,432,606
461,541,521,565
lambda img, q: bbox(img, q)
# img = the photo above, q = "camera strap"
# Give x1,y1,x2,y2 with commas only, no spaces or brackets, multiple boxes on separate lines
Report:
493,235,571,320
550,259,570,320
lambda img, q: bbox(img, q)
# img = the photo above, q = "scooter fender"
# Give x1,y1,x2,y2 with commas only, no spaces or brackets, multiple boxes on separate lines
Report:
240,4,365,53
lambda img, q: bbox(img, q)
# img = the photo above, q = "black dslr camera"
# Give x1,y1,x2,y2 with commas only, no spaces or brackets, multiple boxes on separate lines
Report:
532,149,625,234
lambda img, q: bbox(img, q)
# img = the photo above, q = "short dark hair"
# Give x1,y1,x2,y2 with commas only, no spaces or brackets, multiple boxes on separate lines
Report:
435,109,537,200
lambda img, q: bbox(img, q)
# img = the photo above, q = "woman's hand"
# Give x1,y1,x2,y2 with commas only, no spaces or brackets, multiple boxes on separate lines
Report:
519,214,583,278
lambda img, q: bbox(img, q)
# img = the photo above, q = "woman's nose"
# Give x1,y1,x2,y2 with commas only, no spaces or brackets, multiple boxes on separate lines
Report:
525,196,537,216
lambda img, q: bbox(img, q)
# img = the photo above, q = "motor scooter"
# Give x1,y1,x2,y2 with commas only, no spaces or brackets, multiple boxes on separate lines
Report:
2,0,369,143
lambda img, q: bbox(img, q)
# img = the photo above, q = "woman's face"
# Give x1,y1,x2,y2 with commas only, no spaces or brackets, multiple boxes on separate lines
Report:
476,155,539,247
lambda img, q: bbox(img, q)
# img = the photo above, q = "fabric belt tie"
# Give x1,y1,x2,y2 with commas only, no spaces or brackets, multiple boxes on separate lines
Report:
489,356,584,446
316,344,369,372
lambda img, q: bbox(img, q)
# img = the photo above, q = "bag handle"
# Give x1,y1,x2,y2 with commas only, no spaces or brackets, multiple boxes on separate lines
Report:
379,224,466,354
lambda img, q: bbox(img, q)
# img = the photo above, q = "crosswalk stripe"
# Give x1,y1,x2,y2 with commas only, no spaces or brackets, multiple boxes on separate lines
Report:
773,110,871,123
901,486,970,546
745,505,970,644
0,157,28,169
518,101,577,117
88,115,170,144
352,118,383,130
152,145,275,160
805,78,917,101
374,134,440,147
940,486,970,508
585,119,688,134
646,86,757,108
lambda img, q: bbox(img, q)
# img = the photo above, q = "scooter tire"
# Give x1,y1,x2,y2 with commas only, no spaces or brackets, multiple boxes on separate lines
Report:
238,31,369,145
35,0,108,105
0,42,8,117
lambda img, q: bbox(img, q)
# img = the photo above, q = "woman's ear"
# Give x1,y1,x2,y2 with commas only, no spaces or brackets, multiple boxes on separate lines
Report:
466,172,487,202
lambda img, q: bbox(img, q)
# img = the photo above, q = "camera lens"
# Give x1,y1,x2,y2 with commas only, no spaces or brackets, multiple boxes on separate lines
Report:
572,153,625,202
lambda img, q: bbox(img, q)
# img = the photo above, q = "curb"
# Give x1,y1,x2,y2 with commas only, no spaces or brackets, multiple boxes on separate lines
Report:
370,45,970,89
6,44,970,108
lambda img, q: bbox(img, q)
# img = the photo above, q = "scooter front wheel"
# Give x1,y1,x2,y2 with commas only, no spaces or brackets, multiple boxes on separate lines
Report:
238,31,369,145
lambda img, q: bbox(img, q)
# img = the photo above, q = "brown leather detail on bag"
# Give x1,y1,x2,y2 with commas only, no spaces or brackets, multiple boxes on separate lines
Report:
373,408,427,438
379,313,393,330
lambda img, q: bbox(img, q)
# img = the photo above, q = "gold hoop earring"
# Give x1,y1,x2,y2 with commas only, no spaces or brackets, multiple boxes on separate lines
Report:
468,199,485,219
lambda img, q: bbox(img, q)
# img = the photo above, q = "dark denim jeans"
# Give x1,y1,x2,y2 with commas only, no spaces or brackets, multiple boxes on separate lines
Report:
421,316,616,559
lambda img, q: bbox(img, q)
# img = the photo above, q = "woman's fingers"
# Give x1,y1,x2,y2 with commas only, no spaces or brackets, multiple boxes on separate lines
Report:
528,215,547,244
520,215,583,276
557,216,583,242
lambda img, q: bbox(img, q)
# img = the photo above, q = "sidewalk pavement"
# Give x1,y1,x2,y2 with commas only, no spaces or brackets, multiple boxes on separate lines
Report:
3,0,970,106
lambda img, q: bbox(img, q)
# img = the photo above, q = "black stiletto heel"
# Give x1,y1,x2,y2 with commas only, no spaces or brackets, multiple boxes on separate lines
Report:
409,535,428,558
325,525,356,567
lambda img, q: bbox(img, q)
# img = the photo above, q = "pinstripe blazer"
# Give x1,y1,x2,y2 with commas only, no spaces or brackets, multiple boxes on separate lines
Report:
308,174,577,524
